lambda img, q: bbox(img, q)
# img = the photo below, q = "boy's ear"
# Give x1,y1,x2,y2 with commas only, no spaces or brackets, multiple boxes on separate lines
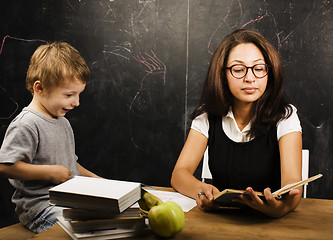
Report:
33,81,45,95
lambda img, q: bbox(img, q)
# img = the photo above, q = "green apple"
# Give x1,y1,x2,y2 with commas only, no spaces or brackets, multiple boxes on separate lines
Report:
148,201,185,238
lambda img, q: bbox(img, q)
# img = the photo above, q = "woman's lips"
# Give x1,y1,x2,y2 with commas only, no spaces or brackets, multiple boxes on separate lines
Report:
243,87,256,94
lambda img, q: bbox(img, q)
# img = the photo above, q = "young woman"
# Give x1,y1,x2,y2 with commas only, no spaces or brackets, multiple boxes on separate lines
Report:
171,29,302,218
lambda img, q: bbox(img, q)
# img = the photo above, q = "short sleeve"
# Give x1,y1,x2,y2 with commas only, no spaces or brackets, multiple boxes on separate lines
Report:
277,105,302,140
0,123,38,164
190,113,209,139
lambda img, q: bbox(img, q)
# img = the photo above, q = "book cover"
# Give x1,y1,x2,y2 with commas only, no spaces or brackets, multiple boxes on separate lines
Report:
49,176,141,213
64,216,147,233
63,205,141,221
213,189,264,208
57,216,150,240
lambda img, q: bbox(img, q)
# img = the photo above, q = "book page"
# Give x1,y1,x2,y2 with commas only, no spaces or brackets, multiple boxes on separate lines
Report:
272,173,323,198
132,189,197,212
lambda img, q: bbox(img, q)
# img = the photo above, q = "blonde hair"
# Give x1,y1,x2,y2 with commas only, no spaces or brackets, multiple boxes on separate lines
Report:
26,42,90,94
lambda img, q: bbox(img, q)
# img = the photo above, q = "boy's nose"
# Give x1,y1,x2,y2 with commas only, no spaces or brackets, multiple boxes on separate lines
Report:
73,101,80,107
72,98,80,107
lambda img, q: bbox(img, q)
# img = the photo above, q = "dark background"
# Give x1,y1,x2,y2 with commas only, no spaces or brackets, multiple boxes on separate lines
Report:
0,0,332,228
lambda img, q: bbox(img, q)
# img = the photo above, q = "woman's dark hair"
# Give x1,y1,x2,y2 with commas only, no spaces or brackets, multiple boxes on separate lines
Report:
191,29,292,137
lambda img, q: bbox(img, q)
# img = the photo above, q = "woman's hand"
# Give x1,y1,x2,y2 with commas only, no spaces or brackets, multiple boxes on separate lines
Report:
196,183,220,211
237,187,301,218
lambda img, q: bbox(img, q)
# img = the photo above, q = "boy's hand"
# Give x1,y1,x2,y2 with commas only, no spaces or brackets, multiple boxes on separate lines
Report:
48,165,72,184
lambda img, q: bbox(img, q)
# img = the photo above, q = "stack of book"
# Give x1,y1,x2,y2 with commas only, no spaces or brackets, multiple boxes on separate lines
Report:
49,176,150,239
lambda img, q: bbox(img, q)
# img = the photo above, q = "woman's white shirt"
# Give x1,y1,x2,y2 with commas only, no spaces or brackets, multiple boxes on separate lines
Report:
191,105,302,143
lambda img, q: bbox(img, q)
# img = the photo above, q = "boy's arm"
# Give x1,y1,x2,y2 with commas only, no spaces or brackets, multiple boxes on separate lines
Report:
0,161,72,184
77,162,101,178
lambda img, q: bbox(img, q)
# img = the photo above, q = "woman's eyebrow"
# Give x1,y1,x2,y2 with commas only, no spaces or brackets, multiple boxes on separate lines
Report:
228,60,244,66
229,58,265,65
253,58,265,63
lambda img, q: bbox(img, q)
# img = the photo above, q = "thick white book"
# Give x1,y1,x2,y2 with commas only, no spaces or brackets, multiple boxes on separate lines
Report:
49,176,141,213
62,205,141,221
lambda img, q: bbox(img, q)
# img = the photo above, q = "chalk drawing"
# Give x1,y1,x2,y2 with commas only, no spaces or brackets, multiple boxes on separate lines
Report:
134,50,166,87
207,5,284,54
0,35,48,120
0,35,48,56
129,49,167,149
103,42,132,60
207,9,231,55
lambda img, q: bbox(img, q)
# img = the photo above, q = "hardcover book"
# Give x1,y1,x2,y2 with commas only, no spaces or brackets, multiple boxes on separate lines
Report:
49,176,141,213
62,206,141,221
57,216,150,240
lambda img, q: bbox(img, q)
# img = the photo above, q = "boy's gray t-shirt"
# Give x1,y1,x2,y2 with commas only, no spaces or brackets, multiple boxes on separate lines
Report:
0,107,79,225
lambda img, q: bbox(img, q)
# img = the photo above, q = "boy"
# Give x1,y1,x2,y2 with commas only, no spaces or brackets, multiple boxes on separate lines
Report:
0,42,100,233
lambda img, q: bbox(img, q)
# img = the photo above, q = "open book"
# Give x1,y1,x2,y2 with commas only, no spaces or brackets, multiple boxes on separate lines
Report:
213,174,323,207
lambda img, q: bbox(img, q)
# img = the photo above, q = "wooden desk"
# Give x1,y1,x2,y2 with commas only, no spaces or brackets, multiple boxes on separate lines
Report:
1,197,332,240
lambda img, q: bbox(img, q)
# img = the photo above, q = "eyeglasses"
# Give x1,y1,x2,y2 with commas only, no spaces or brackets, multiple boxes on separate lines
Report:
225,64,269,79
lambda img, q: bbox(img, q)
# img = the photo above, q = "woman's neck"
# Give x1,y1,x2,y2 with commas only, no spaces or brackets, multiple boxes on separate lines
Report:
232,102,253,131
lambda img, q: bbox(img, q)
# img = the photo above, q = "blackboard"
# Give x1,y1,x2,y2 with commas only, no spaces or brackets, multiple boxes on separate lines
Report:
0,0,332,228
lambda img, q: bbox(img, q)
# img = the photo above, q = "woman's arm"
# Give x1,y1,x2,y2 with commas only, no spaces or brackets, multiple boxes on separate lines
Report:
239,131,302,218
277,130,303,210
171,129,220,210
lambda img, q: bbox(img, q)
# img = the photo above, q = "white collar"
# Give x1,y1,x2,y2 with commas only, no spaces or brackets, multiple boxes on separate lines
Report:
225,108,251,133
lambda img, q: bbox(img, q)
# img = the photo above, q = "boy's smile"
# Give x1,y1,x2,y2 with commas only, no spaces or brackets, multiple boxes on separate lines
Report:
31,78,86,118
